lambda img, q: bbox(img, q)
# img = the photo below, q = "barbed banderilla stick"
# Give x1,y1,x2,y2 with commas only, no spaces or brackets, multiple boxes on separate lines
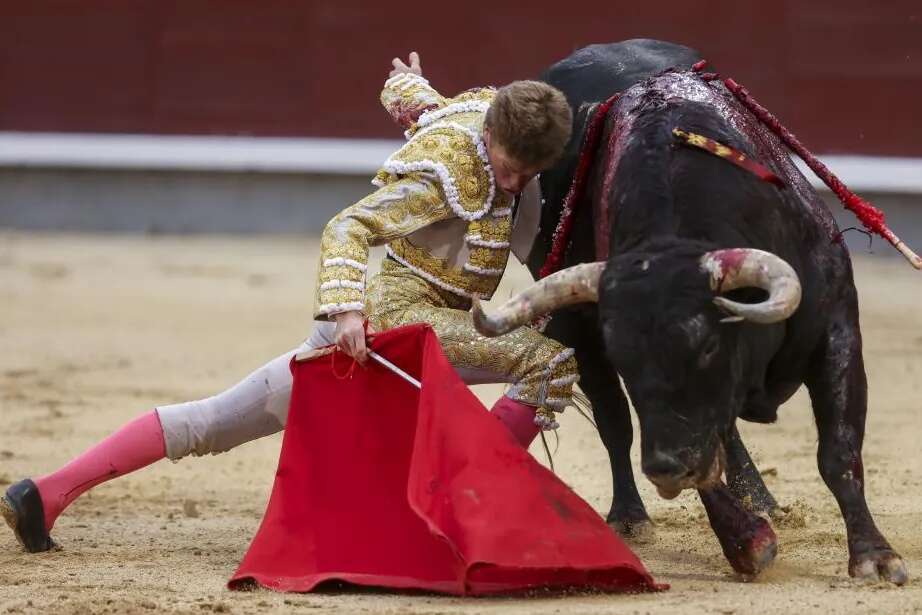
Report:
723,77,922,271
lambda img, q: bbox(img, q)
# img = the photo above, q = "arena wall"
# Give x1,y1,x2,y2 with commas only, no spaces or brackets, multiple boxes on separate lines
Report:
0,1,919,256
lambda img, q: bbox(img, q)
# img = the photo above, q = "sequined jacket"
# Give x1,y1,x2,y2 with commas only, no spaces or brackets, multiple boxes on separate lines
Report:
314,73,540,320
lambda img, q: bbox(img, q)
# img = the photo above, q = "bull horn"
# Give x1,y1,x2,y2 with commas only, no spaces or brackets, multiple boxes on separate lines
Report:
472,261,606,337
699,249,801,324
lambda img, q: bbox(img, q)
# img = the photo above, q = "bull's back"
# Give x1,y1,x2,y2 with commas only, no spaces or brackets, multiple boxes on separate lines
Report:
540,39,703,112
530,40,706,277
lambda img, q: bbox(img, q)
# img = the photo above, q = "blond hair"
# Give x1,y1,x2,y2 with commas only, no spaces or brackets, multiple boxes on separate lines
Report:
484,80,572,168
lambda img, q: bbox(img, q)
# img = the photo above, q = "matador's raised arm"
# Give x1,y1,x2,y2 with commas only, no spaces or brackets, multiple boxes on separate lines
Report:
380,72,447,131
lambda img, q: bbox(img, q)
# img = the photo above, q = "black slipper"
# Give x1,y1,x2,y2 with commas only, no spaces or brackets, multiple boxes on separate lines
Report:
1,479,55,553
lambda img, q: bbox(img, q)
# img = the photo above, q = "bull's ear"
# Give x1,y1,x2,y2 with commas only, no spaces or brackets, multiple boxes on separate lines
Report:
719,315,745,324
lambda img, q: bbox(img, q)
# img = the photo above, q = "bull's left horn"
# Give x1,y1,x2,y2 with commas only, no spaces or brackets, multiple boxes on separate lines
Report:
472,261,606,337
700,249,802,324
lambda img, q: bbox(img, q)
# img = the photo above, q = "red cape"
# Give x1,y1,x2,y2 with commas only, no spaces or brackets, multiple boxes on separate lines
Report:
229,324,659,595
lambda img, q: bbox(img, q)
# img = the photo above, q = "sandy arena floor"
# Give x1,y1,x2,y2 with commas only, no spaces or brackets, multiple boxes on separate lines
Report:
0,232,920,614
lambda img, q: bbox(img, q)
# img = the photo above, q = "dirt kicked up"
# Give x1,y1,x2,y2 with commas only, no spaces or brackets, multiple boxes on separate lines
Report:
0,232,919,614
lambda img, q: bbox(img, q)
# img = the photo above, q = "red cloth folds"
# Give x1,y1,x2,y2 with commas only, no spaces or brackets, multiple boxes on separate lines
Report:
229,324,658,595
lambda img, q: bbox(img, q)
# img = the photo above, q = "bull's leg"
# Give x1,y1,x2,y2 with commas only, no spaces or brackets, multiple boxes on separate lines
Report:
544,311,653,541
698,482,777,576
574,344,652,540
724,424,779,518
804,305,907,585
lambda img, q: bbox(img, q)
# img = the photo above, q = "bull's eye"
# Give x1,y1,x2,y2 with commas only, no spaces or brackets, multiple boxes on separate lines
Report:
632,258,650,271
698,336,720,367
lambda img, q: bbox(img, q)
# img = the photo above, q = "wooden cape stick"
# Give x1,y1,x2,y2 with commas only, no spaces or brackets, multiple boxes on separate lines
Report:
368,351,422,390
294,346,421,390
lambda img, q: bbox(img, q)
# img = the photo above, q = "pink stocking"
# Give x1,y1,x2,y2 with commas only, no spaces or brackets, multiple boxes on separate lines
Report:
34,410,166,531
490,396,540,448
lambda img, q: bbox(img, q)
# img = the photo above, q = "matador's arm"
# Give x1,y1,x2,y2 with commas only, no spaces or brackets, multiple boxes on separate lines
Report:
380,72,448,131
313,173,453,320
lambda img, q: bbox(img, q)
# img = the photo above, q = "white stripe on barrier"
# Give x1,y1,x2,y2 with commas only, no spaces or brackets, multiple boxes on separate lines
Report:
0,132,919,193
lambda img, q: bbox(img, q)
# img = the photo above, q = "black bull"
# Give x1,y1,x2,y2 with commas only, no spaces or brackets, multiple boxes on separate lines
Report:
475,39,906,583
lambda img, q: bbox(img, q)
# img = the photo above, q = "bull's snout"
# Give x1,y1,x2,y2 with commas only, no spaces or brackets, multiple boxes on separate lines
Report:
642,450,696,499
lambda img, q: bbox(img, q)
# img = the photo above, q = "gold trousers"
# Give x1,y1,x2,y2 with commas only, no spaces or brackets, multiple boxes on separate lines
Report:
366,259,577,427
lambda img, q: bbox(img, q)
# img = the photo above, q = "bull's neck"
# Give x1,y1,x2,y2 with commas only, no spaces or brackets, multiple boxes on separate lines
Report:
593,97,681,257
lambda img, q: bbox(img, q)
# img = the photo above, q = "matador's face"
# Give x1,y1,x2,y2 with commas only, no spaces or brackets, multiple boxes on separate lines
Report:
483,128,541,196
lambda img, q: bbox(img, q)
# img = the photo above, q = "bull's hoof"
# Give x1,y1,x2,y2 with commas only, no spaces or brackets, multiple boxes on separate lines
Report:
608,518,656,544
2,479,55,553
723,516,777,577
850,549,908,586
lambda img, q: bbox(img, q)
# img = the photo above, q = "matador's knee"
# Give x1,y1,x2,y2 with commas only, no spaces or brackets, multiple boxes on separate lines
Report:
508,344,579,430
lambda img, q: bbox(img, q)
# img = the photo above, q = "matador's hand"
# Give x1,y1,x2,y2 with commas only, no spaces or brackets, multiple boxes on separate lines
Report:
389,51,423,79
333,310,375,365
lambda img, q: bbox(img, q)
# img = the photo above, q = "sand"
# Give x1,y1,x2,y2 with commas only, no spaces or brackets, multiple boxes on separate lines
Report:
0,231,920,614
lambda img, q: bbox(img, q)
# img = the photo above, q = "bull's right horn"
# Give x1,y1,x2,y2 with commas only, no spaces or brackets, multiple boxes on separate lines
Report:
472,261,606,337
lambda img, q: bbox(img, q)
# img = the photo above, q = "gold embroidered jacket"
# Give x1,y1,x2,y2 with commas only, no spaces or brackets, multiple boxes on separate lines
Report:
314,74,514,320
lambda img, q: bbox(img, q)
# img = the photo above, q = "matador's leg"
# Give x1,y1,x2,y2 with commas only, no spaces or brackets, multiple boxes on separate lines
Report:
1,325,339,553
367,266,578,441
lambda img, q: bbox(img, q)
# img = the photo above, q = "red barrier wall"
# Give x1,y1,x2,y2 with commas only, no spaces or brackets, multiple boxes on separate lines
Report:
1,1,919,155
